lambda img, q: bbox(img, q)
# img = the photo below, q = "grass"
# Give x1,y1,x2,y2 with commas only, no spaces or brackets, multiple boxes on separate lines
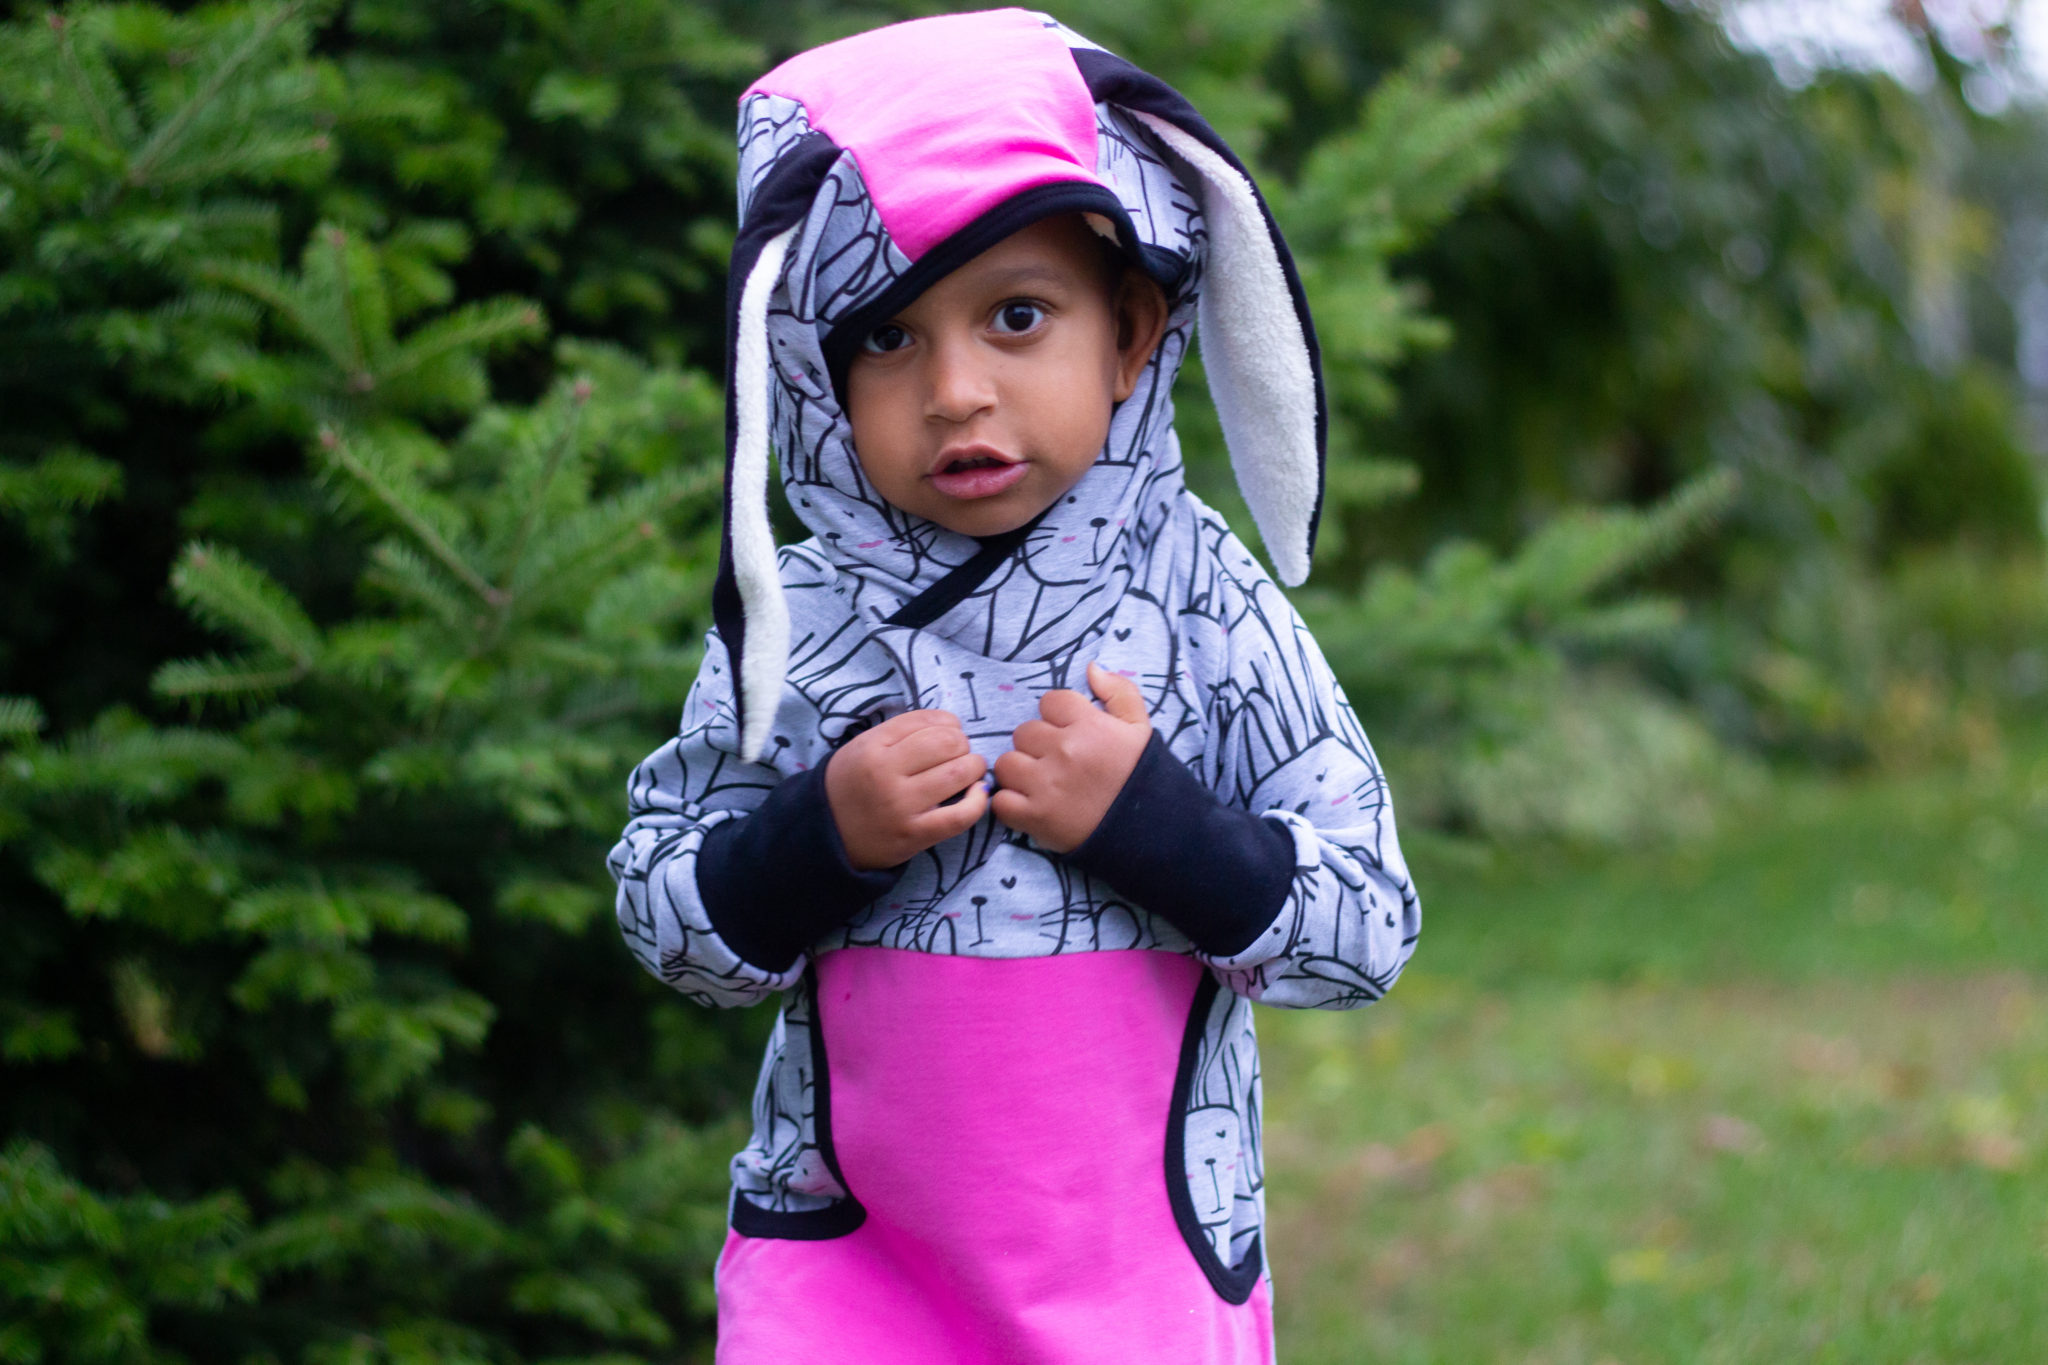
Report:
1258,733,2048,1363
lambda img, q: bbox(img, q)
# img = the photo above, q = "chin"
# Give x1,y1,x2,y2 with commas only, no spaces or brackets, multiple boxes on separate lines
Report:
923,493,1052,538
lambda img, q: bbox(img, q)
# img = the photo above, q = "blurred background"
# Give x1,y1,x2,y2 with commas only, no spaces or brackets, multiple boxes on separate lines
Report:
2,0,2043,1359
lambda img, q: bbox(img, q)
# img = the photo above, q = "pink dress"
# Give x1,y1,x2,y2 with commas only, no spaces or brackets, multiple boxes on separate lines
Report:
712,947,1275,1364
604,12,1424,1362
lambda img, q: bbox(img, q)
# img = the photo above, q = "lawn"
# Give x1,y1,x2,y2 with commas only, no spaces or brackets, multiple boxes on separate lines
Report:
1258,733,2048,1363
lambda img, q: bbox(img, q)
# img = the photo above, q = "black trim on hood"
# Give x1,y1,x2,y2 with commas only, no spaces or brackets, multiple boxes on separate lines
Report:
882,509,1046,630
1069,46,1329,564
821,180,1181,402
715,131,845,751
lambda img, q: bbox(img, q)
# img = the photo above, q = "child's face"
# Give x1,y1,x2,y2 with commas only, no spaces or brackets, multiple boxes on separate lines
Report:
844,215,1167,538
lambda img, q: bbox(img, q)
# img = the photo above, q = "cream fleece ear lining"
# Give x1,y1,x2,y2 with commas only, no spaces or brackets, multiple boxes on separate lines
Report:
734,224,798,762
1130,112,1319,588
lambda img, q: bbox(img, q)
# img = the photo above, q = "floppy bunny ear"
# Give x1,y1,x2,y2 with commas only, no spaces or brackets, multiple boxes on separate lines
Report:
1132,113,1320,585
714,131,840,761
1071,50,1327,586
726,222,797,762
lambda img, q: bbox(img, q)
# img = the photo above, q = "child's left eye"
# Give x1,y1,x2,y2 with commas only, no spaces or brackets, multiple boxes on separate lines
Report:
991,301,1047,335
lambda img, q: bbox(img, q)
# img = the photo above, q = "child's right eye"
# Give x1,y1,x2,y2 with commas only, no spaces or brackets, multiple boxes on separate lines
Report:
860,323,910,355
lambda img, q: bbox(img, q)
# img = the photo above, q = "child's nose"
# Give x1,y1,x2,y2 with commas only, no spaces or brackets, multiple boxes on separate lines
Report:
923,335,997,423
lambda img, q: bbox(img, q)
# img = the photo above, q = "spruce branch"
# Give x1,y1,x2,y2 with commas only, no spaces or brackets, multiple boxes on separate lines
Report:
51,14,124,151
319,426,502,608
144,131,333,189
31,726,246,802
1508,467,1740,613
366,541,475,630
170,542,322,666
125,0,308,191
199,258,356,374
325,225,372,386
0,696,46,741
152,653,307,702
0,449,123,519
508,465,716,613
377,299,545,389
492,378,589,620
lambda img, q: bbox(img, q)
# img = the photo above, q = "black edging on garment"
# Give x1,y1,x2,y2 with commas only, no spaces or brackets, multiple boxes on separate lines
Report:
716,131,847,749
731,964,870,1240
883,511,1046,630
1070,46,1330,561
1167,972,1264,1302
696,757,901,975
820,179,1180,402
1067,731,1299,959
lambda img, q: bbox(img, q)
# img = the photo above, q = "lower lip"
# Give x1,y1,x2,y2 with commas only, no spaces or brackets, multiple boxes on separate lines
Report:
930,461,1027,500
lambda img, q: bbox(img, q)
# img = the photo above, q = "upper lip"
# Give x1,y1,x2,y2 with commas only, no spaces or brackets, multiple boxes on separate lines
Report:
929,444,1020,476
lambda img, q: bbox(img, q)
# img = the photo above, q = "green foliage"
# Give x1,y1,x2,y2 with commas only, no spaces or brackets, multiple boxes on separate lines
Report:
1277,9,1642,435
1,1140,256,1363
1261,732,2048,1359
1324,0,2048,760
1,0,750,1356
3,0,2041,1356
1303,469,1750,838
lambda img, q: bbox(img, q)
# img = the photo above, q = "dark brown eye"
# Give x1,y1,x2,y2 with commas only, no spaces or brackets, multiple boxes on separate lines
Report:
860,323,910,355
992,301,1046,335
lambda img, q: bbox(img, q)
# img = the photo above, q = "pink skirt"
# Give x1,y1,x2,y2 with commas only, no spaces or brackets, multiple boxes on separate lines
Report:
714,946,1274,1364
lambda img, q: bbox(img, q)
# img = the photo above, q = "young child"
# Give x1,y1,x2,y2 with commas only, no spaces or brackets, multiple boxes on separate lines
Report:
608,10,1419,1362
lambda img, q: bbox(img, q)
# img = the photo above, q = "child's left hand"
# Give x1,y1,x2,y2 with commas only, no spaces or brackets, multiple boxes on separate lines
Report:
992,662,1152,852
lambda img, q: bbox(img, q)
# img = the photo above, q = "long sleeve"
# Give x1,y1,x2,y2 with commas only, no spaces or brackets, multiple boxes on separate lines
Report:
607,634,890,1008
1066,731,1298,957
696,758,900,972
1185,553,1421,1010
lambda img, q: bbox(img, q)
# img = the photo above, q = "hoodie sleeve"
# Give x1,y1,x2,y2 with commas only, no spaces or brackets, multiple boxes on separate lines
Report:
606,632,893,1008
1186,553,1421,1010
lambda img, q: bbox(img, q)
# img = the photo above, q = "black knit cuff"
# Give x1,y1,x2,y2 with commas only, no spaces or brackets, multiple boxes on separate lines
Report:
1066,732,1298,958
695,756,901,974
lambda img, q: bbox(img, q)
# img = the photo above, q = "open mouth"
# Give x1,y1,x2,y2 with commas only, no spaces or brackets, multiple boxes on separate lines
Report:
929,450,1027,500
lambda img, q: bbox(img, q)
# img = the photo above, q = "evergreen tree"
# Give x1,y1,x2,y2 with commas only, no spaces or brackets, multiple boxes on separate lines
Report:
1305,0,2048,761
0,0,1885,1356
2,3,757,1356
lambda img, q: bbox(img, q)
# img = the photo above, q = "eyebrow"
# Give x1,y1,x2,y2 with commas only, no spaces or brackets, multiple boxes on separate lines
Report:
972,264,1075,293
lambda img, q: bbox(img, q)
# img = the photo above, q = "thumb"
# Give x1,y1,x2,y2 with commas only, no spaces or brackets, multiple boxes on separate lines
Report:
1088,661,1147,725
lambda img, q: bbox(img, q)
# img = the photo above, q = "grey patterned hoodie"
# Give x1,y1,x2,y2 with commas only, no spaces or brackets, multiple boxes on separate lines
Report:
607,8,1418,1352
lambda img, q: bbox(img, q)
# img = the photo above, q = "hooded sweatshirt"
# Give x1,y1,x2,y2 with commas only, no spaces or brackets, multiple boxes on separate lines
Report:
607,11,1419,1362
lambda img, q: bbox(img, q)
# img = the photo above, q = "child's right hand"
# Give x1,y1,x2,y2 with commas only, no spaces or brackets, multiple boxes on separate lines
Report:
824,710,989,870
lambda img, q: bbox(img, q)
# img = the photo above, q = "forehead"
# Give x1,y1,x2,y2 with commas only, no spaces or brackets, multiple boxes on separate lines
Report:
891,217,1115,316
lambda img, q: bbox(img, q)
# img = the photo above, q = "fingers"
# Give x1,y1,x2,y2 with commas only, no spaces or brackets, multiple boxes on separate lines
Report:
1087,662,1147,725
906,751,987,807
892,719,972,774
875,708,962,744
992,748,1036,792
989,785,1031,832
1037,688,1093,725
1009,718,1058,758
911,779,987,843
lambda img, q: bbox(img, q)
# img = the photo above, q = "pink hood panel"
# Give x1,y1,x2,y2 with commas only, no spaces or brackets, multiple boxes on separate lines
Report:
746,8,1101,260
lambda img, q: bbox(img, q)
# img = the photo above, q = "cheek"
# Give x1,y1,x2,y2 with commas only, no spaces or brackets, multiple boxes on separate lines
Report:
845,388,918,488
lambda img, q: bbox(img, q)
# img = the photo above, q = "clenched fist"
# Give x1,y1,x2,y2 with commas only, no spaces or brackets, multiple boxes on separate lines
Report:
825,709,989,870
992,662,1152,852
